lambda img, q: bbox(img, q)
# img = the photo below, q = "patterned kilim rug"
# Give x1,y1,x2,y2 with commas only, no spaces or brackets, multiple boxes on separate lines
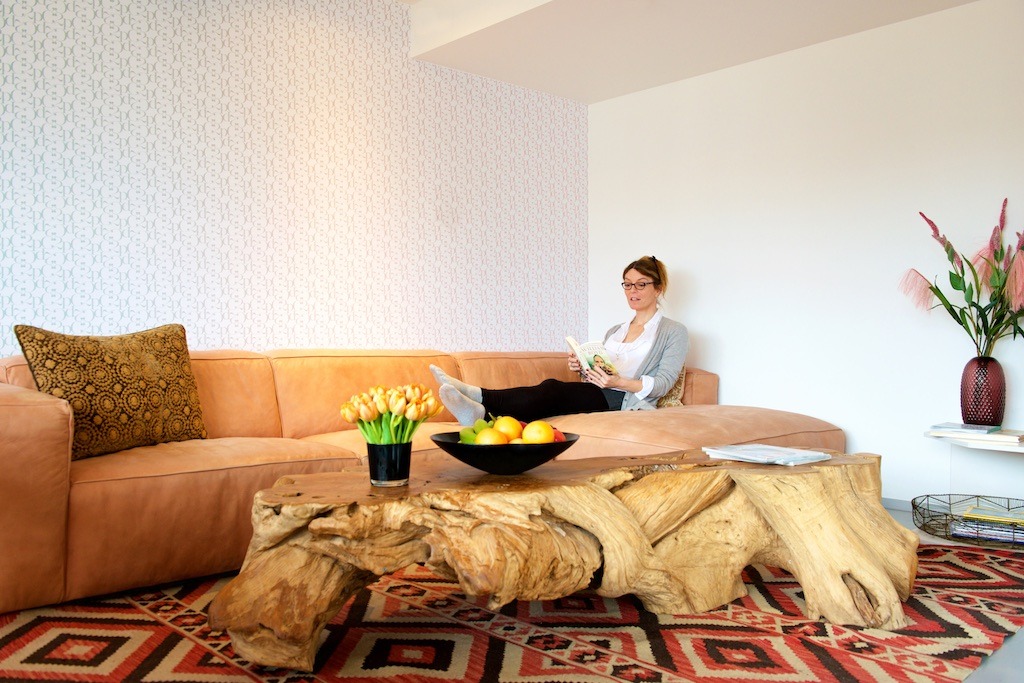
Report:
2,545,1024,682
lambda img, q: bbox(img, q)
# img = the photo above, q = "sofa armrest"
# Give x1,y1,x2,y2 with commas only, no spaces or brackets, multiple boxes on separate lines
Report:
0,383,72,612
682,368,719,405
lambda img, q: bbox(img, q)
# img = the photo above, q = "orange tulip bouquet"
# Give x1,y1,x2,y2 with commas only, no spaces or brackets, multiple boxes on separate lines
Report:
340,383,443,445
340,384,444,486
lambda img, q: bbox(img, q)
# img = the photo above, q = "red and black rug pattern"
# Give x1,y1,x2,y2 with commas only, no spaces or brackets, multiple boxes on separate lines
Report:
2,545,1023,682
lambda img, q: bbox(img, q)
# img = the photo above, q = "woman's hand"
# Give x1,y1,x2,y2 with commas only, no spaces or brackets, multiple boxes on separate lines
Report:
582,367,616,388
568,353,583,374
584,368,643,394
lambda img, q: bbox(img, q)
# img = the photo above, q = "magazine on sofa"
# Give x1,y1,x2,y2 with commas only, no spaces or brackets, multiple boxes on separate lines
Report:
566,336,617,376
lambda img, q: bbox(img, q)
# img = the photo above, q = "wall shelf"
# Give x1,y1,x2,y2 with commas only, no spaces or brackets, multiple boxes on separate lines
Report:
925,434,1024,454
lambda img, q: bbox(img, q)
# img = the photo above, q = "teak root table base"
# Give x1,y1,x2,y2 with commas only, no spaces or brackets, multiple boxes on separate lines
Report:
207,449,919,671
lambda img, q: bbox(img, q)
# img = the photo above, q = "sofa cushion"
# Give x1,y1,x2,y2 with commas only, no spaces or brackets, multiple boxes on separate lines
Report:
190,350,283,438
14,323,207,459
548,404,845,459
65,436,359,601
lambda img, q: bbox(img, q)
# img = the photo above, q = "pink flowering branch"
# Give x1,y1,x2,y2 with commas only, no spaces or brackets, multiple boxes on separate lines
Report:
899,269,935,311
903,199,1024,357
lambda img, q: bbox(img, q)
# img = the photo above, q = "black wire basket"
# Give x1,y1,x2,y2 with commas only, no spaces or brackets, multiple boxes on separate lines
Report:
912,494,1024,549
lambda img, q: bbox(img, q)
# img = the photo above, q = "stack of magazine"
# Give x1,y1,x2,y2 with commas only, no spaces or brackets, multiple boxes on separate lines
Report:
702,444,831,466
926,422,1024,445
950,503,1024,545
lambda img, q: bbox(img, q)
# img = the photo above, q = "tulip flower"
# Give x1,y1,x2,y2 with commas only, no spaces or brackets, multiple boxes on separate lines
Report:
340,402,358,423
388,393,406,416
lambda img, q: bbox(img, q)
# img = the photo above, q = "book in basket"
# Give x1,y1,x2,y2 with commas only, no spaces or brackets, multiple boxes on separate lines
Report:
962,504,1024,525
566,336,617,376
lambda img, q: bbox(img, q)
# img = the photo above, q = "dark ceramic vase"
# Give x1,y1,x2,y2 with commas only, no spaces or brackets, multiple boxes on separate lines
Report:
366,442,412,487
960,356,1006,426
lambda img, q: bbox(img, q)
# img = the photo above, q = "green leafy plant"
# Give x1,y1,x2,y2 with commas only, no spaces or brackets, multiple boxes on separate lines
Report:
901,199,1024,357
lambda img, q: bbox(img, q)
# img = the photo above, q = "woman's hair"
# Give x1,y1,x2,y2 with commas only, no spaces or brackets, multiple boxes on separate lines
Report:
623,255,668,295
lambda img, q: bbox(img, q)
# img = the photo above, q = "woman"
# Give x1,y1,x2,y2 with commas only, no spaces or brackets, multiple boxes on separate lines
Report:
432,256,688,425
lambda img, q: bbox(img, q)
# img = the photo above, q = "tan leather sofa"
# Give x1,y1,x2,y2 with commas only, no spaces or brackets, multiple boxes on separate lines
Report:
0,348,844,614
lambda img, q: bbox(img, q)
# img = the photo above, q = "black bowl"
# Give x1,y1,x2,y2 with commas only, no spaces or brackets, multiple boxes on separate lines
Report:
430,432,579,475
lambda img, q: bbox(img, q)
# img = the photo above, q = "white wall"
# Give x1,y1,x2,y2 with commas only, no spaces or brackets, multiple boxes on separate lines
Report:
589,0,1024,502
0,0,588,357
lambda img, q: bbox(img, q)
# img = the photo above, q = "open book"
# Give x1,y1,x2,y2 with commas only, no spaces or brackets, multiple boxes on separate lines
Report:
702,444,831,466
566,336,617,376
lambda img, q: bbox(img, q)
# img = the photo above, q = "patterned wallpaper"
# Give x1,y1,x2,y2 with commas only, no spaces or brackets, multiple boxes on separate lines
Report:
0,0,588,357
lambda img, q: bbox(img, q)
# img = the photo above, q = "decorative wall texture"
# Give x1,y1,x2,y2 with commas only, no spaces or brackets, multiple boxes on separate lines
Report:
0,0,587,357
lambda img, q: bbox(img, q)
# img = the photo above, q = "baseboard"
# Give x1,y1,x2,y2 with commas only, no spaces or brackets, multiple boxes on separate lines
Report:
882,497,912,512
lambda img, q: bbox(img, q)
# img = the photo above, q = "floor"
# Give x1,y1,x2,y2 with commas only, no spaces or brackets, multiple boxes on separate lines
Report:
886,505,1023,681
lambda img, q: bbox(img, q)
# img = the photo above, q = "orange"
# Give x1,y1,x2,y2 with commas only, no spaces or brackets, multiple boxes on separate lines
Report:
474,427,509,445
521,420,555,444
493,416,523,441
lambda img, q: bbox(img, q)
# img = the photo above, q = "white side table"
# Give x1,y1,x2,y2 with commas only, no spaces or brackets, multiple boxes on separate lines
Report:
924,431,1024,501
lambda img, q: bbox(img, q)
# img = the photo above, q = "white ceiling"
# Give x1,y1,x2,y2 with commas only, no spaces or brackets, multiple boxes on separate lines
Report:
406,0,980,104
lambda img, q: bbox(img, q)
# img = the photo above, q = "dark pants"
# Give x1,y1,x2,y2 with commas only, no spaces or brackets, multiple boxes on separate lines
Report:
480,379,622,423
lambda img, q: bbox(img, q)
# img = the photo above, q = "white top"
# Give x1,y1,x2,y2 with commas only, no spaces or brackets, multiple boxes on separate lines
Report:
604,310,664,400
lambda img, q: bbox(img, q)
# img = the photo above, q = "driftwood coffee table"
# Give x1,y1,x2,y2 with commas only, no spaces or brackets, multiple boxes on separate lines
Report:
208,448,919,671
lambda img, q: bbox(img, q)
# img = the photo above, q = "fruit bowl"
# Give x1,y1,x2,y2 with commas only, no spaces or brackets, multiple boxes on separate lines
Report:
430,432,579,475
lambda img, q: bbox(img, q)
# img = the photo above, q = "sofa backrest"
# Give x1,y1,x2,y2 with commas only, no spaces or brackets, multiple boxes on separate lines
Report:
450,352,718,405
0,351,286,439
266,349,461,439
451,351,578,389
0,355,35,389
190,350,283,438
0,348,719,440
681,367,718,405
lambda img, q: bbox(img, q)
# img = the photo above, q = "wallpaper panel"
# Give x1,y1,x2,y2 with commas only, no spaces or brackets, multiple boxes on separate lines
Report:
0,0,588,357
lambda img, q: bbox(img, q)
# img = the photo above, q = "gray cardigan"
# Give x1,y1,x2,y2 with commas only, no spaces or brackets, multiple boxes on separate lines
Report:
603,316,689,411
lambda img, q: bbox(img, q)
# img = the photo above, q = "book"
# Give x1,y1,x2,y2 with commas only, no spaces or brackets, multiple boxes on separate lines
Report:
702,444,832,466
926,428,1024,444
928,422,1001,435
566,336,617,376
962,504,1024,526
950,518,1024,545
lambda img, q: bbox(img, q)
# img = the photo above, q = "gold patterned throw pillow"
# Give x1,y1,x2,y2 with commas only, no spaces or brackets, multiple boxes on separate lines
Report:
656,366,687,408
13,323,207,459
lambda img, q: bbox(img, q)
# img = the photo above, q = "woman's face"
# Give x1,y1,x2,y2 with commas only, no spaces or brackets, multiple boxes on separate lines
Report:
622,268,660,311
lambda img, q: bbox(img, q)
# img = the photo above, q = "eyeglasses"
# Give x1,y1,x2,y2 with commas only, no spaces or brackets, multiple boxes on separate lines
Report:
621,281,654,291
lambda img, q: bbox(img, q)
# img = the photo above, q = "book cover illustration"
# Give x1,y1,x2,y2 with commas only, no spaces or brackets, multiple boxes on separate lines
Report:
566,336,617,376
